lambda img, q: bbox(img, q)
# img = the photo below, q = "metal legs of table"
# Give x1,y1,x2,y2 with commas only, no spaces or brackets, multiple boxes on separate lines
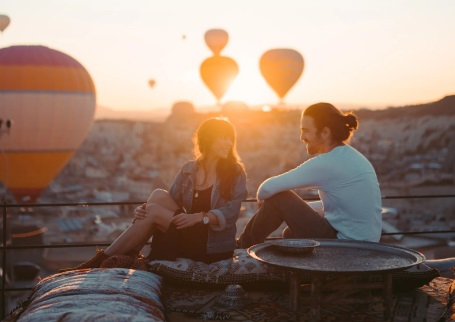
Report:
290,272,321,322
289,272,394,322
289,271,301,321
383,272,393,320
290,271,300,311
310,275,321,322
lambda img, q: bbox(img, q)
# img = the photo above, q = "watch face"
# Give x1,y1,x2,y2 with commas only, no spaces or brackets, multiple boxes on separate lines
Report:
203,216,209,224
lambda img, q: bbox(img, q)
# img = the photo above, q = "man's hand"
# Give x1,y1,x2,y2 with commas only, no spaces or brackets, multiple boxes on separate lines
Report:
256,195,264,208
172,212,203,229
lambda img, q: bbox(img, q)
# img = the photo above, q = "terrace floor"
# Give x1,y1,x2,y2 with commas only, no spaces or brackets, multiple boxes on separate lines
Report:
165,277,453,322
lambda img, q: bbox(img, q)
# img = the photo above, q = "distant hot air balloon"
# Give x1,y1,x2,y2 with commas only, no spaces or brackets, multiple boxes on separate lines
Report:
204,29,229,56
0,45,96,203
148,79,156,88
200,56,239,105
259,48,304,102
0,14,10,32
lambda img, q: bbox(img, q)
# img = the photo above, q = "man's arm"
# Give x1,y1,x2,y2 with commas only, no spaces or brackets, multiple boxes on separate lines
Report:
257,156,327,201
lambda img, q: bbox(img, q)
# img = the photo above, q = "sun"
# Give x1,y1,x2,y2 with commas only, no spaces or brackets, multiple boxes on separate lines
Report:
261,105,272,112
222,69,275,106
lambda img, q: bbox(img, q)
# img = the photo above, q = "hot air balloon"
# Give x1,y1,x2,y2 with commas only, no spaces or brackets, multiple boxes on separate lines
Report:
0,14,10,32
259,48,304,103
0,45,96,203
200,56,239,105
148,79,156,88
204,29,229,56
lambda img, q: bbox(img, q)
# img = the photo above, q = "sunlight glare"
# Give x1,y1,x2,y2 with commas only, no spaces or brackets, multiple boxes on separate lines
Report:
262,105,272,112
222,69,270,106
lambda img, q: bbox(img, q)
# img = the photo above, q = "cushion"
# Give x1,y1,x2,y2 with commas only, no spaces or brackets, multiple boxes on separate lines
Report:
147,248,288,285
147,249,440,291
388,263,440,292
5,268,166,322
444,280,455,321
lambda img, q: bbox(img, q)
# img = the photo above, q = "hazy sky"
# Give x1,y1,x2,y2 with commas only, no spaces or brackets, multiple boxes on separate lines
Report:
1,0,455,111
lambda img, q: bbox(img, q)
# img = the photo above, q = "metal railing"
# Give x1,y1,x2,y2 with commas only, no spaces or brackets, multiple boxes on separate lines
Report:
2,194,455,319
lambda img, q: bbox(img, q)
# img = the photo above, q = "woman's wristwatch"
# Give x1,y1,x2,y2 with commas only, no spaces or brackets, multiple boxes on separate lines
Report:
202,212,209,225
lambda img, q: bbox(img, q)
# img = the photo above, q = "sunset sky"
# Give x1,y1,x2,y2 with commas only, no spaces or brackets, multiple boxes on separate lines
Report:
1,0,455,112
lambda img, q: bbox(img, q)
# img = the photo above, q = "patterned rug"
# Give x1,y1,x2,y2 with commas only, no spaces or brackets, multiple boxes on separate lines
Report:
164,277,452,322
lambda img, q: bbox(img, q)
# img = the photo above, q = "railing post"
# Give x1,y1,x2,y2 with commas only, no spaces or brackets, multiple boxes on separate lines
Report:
1,201,7,319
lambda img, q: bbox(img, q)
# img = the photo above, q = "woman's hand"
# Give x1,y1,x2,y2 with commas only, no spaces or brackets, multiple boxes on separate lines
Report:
132,203,147,223
172,212,202,229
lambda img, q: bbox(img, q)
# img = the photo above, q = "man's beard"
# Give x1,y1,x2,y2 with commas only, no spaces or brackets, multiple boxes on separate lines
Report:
306,143,316,155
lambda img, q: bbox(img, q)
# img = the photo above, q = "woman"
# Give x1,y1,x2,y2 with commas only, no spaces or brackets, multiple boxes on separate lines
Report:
60,117,247,271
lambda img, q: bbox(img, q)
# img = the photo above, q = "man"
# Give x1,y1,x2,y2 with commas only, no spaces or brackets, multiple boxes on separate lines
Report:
238,102,382,248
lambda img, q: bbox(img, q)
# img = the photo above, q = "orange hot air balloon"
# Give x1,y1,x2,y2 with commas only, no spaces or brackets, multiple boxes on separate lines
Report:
259,48,304,101
0,15,10,32
204,29,229,55
200,56,239,105
148,79,156,88
0,45,96,203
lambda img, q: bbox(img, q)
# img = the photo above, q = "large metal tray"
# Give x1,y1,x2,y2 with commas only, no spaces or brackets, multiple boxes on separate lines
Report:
247,239,425,274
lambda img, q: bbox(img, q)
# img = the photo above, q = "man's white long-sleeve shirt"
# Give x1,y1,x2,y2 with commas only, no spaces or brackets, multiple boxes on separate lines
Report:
257,145,382,242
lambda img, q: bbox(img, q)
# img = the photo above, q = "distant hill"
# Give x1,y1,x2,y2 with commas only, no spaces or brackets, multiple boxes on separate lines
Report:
354,95,455,119
94,106,171,122
94,95,455,123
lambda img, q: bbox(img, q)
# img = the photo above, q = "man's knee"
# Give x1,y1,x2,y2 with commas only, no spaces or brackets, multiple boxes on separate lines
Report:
266,190,305,211
265,191,297,207
270,190,295,200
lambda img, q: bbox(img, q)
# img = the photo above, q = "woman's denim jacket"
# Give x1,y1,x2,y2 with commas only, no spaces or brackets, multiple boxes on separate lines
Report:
169,160,248,254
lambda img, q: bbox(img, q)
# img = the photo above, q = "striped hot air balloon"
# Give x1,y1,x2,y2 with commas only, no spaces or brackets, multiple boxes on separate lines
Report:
0,45,96,203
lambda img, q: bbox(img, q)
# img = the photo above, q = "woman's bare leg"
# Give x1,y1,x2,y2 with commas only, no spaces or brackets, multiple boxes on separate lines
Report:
145,189,179,207
105,189,179,256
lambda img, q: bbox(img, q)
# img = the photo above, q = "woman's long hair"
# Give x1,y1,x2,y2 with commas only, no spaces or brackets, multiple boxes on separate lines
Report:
193,117,244,199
